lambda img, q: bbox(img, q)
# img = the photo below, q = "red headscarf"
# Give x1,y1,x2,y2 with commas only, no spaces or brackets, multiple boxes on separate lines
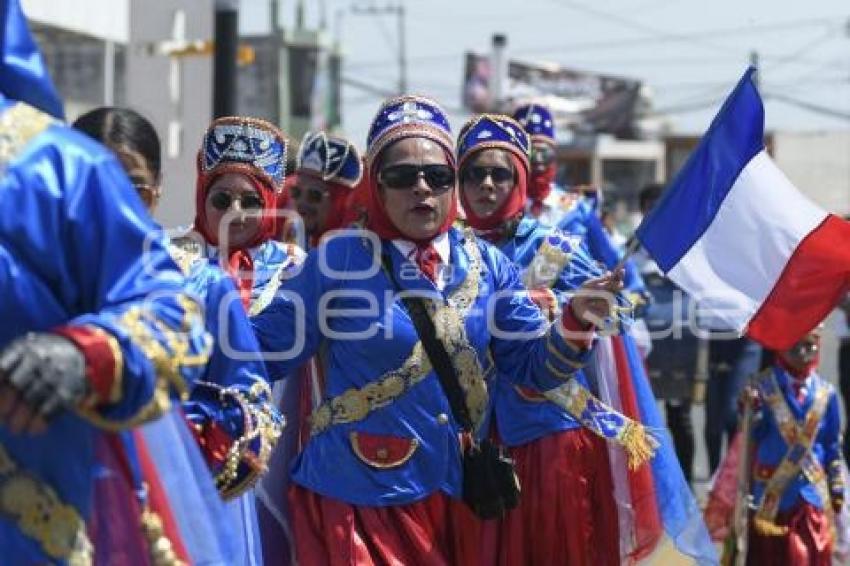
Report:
295,170,354,246
460,152,527,233
527,162,556,216
364,145,458,246
193,161,280,309
341,166,371,229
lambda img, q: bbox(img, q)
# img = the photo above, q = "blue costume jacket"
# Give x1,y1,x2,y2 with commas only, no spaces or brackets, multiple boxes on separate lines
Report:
750,366,843,513
170,236,305,317
252,228,592,506
0,99,210,563
491,217,595,446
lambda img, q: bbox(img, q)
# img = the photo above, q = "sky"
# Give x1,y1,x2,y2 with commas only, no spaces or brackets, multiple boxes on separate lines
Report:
241,0,849,145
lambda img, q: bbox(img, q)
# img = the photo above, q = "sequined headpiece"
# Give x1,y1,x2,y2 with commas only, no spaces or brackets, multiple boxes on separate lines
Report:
512,102,556,146
457,114,530,171
199,116,288,192
365,95,454,166
297,131,363,188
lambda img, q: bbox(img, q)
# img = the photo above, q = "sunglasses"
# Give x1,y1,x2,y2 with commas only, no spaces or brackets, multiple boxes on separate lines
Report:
209,191,264,211
530,145,555,165
291,185,327,204
379,164,455,191
463,165,514,185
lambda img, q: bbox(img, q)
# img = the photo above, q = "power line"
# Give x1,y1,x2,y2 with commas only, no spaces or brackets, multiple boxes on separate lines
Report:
763,92,850,121
344,17,841,71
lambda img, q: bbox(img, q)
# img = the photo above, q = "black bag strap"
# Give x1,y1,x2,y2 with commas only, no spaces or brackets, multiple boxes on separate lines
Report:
381,252,475,432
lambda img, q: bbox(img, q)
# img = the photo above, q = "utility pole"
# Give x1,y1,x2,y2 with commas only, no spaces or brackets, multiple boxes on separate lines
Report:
492,33,507,112
397,4,406,94
750,50,760,91
213,0,239,118
350,3,407,95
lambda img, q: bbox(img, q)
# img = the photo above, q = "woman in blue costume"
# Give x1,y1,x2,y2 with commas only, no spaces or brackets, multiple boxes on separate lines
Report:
0,1,227,563
252,94,623,566
74,106,285,566
515,105,715,563
457,113,661,565
256,131,366,565
171,116,305,317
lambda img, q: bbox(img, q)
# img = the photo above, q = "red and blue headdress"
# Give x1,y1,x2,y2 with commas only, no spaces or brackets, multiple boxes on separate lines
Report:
297,131,362,188
512,102,556,146
457,114,531,231
457,114,530,171
364,95,457,242
198,116,288,194
365,95,454,167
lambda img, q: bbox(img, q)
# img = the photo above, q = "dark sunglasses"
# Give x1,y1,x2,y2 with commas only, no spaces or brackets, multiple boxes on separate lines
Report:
379,164,455,191
209,191,264,211
530,145,555,165
463,165,514,185
291,185,326,204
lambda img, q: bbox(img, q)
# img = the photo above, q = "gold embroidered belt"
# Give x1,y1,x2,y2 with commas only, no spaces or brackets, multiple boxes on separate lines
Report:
0,444,92,564
310,231,488,435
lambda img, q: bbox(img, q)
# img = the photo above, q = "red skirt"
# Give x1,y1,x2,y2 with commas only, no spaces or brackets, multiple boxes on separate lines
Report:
747,502,833,566
489,428,620,566
289,484,483,566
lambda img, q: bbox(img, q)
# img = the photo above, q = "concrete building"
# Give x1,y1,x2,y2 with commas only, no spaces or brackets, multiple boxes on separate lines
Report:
665,131,850,216
22,0,214,229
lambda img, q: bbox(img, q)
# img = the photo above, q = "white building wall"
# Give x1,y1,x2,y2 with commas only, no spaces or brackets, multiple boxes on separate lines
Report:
772,131,850,216
22,0,130,43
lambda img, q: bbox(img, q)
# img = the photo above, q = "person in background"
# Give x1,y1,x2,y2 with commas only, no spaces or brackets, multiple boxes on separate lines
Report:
600,204,627,251
253,95,618,565
0,1,215,562
512,102,570,225
74,106,284,565
705,327,846,565
705,334,762,474
456,113,658,565
635,183,697,483
172,116,305,317
291,131,363,249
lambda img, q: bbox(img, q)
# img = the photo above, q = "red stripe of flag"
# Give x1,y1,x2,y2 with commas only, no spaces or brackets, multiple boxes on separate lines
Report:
747,214,850,350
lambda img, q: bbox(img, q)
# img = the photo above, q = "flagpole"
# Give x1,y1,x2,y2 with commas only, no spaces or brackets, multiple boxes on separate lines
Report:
614,236,641,273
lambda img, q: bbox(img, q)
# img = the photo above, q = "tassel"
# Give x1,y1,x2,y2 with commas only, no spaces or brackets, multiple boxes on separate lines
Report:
753,515,788,536
619,421,660,470
140,507,187,566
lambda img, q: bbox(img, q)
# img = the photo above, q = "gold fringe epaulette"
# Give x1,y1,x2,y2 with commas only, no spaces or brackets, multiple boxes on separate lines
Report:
619,421,660,471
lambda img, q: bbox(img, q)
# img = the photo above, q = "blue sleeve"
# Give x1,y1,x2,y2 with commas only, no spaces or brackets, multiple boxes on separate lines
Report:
485,244,593,391
7,131,211,429
251,247,325,381
183,274,282,499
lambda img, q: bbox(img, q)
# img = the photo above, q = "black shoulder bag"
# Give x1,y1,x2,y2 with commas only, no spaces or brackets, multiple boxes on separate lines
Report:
382,253,520,520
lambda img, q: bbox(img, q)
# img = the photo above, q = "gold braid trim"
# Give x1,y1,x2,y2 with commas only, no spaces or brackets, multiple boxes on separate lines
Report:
543,380,659,470
77,295,212,432
0,102,56,168
0,445,93,564
211,380,283,500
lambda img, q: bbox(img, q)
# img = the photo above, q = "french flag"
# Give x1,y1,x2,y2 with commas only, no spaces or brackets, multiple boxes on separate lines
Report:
637,67,850,351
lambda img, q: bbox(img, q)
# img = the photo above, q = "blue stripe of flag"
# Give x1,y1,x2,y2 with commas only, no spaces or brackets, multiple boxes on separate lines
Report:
636,67,765,272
